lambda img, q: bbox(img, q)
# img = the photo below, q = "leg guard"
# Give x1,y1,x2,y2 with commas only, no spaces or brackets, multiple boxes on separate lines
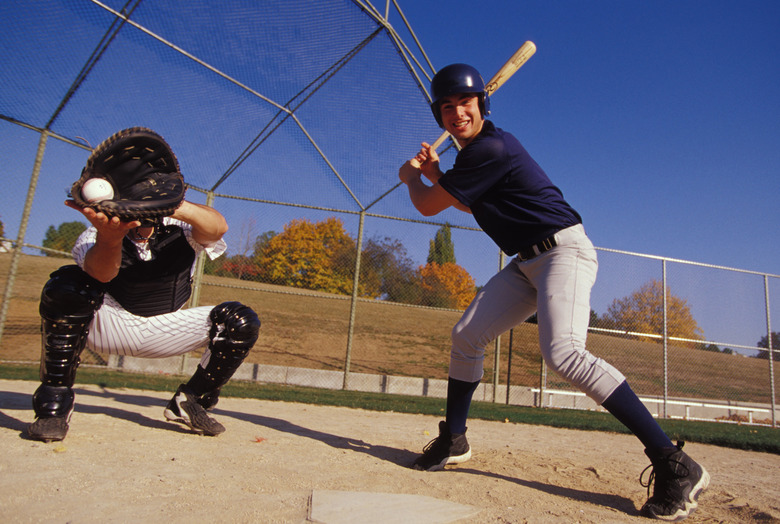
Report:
185,301,260,402
33,265,104,418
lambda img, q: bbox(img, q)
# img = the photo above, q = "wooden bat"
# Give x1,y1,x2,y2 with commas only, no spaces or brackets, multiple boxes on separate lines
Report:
411,41,537,165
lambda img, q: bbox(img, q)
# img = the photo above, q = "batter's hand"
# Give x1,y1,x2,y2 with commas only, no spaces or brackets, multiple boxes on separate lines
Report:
413,142,443,184
398,160,422,185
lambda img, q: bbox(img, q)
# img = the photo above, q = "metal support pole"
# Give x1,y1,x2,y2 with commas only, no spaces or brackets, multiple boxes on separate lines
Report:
0,130,48,346
662,260,669,418
505,328,514,405
764,275,776,427
188,190,216,308
492,250,505,402
343,211,366,390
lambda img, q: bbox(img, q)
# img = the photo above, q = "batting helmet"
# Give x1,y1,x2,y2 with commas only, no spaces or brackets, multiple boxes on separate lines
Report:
430,63,491,127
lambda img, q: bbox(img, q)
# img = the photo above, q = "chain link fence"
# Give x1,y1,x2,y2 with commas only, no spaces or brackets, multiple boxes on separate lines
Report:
1,0,777,427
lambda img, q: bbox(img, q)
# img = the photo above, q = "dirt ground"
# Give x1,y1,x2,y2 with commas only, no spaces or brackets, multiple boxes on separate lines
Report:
1,379,778,524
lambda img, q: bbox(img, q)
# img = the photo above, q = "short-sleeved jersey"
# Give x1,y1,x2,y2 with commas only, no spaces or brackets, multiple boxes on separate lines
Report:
438,120,581,256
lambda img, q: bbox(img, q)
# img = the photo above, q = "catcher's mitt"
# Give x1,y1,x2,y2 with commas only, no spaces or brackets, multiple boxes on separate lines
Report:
70,127,185,221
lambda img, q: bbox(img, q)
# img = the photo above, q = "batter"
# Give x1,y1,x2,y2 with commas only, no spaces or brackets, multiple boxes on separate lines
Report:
398,63,709,521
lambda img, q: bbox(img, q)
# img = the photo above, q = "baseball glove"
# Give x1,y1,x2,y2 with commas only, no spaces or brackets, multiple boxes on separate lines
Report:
70,127,185,221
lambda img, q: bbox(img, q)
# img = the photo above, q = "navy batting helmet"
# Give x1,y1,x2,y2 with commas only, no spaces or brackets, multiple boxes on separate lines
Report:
430,63,491,127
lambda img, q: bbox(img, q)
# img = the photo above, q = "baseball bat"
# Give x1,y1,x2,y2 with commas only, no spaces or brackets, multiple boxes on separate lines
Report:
411,40,537,165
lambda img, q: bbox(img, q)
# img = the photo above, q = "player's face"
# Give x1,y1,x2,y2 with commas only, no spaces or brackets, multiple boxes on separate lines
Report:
128,226,155,243
438,93,484,146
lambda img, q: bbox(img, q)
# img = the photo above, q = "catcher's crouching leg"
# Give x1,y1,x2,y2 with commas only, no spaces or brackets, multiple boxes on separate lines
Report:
164,302,260,436
30,265,104,442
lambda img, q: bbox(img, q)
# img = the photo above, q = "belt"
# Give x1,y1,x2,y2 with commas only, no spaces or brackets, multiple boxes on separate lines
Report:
516,234,558,262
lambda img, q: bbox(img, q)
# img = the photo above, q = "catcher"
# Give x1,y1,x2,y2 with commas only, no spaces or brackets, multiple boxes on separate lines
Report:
28,127,261,442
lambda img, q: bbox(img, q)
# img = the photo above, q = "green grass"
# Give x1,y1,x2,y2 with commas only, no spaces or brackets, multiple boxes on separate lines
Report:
3,363,777,455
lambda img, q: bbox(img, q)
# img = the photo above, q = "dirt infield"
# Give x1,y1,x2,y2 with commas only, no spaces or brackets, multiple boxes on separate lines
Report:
1,379,778,523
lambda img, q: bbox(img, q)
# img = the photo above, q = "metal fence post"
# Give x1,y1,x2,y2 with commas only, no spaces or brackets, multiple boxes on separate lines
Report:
0,129,48,347
342,211,366,389
492,250,505,402
188,190,216,308
662,260,669,418
505,328,514,405
764,275,777,427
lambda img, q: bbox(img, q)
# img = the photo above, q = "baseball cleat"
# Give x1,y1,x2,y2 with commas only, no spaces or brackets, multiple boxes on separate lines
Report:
640,441,710,521
164,385,225,436
412,420,471,471
28,414,71,442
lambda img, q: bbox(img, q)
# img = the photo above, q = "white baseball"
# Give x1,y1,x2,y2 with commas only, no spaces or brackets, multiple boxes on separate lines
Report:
81,178,114,203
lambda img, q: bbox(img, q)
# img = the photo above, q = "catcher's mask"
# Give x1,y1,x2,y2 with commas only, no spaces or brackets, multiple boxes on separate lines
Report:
430,63,490,128
129,219,161,242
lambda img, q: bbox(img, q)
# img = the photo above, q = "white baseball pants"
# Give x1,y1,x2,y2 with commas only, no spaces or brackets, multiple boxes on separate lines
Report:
86,295,214,366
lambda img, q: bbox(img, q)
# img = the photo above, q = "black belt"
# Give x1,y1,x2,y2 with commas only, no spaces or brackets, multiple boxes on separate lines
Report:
516,235,558,261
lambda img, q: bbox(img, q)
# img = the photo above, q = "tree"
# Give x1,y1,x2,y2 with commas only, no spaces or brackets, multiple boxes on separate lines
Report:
419,262,476,309
255,217,357,294
757,332,780,361
230,216,260,280
359,236,421,302
41,221,87,257
215,254,260,280
427,224,455,265
601,279,704,348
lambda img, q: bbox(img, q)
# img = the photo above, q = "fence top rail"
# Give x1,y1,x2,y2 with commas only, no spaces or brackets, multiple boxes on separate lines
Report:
597,246,780,278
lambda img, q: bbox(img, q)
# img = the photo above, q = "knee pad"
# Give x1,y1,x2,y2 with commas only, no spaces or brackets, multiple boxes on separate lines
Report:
38,265,104,387
40,265,104,322
209,301,261,353
195,302,260,391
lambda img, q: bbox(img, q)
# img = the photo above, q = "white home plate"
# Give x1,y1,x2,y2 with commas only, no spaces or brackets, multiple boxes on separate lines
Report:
308,490,481,523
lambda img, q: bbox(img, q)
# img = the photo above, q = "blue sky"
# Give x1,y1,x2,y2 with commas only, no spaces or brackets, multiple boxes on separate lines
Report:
1,0,777,352
398,0,779,276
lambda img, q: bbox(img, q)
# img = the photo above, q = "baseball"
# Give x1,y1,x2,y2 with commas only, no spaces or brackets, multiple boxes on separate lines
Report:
81,178,114,203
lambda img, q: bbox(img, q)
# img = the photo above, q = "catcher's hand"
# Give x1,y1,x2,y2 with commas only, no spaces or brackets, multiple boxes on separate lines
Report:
70,127,185,222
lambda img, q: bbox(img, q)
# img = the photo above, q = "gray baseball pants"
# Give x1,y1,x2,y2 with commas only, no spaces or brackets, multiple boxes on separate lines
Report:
449,224,625,404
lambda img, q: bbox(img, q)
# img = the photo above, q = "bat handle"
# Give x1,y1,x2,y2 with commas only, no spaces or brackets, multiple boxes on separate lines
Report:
430,130,449,150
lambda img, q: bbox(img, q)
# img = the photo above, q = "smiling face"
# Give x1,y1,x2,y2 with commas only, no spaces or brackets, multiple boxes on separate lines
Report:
438,93,485,147
128,226,155,243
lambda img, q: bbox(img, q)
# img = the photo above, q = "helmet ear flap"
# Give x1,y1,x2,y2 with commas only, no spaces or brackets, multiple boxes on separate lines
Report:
431,101,444,128
481,92,491,117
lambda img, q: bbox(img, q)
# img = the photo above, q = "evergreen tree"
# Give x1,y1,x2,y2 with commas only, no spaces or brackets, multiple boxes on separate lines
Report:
41,221,87,257
427,224,455,265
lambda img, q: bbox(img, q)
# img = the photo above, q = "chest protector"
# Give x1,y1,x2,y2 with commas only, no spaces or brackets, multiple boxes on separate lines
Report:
106,225,196,317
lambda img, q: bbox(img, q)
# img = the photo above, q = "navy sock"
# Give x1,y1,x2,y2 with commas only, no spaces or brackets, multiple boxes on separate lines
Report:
601,380,673,451
445,377,480,434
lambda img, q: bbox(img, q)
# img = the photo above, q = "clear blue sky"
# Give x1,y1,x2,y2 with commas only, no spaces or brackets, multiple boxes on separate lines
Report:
1,0,776,351
398,0,779,276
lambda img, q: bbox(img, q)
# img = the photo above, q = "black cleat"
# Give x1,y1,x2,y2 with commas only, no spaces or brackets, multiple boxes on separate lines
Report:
28,414,71,442
640,441,710,521
164,385,225,436
412,420,471,471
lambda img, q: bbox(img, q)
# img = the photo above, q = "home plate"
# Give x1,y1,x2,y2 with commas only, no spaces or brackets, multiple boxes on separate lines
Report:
308,490,481,523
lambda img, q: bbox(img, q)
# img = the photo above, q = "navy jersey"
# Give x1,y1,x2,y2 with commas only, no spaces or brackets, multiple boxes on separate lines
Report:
438,120,581,256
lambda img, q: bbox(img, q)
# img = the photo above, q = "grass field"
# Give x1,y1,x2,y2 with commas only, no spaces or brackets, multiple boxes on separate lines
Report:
1,252,776,408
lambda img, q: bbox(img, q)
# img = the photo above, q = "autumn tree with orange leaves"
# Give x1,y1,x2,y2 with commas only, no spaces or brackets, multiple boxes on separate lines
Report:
225,217,478,308
419,262,477,309
600,279,704,348
255,217,357,295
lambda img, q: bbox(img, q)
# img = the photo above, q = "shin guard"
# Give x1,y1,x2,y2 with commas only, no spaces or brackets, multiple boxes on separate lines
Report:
33,265,103,418
185,301,260,402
